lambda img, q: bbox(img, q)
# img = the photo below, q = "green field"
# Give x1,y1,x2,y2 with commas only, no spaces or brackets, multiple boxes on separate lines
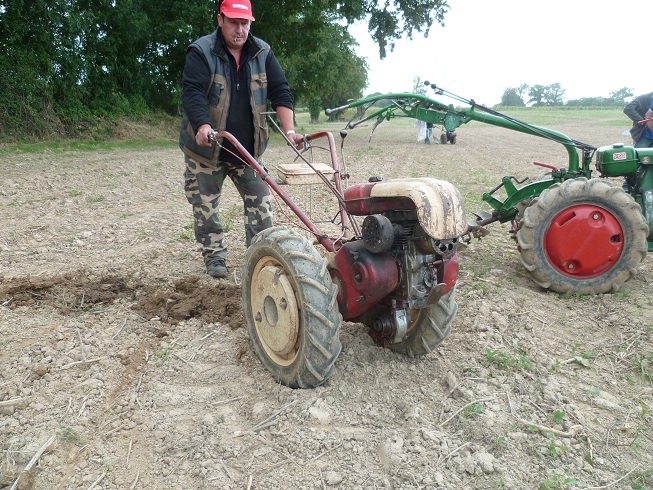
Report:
0,105,633,156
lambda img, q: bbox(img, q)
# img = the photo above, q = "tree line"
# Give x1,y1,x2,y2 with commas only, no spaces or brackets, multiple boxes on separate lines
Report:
500,84,634,107
0,0,449,140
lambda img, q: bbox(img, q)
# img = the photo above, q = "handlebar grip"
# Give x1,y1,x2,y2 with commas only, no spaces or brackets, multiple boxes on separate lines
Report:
325,103,351,115
208,130,222,144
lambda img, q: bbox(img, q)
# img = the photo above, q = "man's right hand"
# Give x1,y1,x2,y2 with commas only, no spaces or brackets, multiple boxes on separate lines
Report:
195,124,214,147
645,109,653,132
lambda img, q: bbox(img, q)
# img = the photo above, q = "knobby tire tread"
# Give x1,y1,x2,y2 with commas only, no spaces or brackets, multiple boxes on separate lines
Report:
388,287,457,357
243,227,342,388
517,178,648,295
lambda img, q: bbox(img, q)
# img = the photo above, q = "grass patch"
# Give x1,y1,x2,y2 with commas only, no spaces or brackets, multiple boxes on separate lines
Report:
630,469,653,490
220,206,241,233
569,344,598,368
0,138,178,156
497,106,626,127
538,470,576,489
463,402,484,418
86,194,106,204
484,348,533,371
0,113,179,154
174,222,195,241
636,352,653,384
552,410,565,424
60,426,80,447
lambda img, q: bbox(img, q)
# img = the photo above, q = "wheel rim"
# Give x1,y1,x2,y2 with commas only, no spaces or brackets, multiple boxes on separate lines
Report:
250,256,300,366
544,204,624,278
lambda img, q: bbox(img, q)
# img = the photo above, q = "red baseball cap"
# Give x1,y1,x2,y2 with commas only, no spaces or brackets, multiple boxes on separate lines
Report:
220,0,255,21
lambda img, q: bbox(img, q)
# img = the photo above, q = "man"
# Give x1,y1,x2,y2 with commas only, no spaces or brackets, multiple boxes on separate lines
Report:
425,122,433,144
624,92,653,148
179,0,303,278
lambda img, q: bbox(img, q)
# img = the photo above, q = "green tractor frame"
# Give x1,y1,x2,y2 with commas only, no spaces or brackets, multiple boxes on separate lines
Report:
326,84,653,295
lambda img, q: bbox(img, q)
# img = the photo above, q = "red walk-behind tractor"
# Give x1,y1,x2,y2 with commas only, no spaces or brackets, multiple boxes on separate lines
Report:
211,122,468,388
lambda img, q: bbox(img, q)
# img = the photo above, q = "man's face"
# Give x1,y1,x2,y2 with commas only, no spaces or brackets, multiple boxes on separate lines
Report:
218,15,251,50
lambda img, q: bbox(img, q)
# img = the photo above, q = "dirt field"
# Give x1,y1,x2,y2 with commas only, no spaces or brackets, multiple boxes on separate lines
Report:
1,113,652,489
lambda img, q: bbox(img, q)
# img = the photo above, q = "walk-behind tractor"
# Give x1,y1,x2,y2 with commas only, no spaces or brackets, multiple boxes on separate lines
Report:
210,122,468,388
326,83,651,296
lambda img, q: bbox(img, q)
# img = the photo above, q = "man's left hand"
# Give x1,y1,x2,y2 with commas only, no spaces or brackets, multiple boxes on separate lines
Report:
288,132,305,150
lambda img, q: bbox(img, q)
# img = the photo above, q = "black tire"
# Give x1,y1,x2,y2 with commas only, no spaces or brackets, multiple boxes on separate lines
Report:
242,227,342,388
517,178,648,294
387,287,457,357
440,133,447,145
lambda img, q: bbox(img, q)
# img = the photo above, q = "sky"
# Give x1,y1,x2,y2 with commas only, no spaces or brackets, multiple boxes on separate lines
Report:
349,0,650,106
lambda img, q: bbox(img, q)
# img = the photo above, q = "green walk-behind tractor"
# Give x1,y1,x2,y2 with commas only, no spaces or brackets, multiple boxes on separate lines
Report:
326,83,652,295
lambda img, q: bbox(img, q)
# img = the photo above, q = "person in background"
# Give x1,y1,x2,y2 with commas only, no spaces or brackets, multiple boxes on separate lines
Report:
179,0,304,278
425,122,433,144
624,92,653,148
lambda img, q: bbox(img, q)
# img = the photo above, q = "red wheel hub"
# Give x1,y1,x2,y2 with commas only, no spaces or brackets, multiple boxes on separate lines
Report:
544,205,624,278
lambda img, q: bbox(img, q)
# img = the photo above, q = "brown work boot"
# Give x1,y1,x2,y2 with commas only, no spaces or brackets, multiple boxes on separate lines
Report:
204,255,228,278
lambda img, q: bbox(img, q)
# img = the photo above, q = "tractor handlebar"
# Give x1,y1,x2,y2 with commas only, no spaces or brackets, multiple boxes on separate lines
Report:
325,88,596,173
325,103,352,116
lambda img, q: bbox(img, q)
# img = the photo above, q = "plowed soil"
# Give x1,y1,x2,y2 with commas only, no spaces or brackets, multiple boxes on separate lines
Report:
1,115,651,489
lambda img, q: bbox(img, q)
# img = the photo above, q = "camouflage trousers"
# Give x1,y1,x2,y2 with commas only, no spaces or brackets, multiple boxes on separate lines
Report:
184,156,273,259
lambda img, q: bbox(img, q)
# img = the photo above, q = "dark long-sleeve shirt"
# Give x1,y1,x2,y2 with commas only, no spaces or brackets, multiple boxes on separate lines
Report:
624,92,653,142
181,30,293,162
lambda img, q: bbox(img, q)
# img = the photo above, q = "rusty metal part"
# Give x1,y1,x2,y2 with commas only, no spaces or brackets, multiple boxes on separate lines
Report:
423,283,447,308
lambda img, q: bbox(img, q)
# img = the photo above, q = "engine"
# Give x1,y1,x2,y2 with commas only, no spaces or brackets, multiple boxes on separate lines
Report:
329,208,459,346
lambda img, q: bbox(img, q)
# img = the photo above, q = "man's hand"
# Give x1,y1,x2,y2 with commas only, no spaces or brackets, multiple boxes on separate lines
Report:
646,109,653,132
287,132,305,150
195,124,214,147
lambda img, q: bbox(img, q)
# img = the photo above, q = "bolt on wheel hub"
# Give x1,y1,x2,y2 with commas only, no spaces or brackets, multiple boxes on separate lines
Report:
250,263,299,357
544,204,623,278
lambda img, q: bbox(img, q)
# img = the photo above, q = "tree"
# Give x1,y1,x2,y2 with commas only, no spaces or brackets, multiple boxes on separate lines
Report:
528,85,547,106
1,0,449,138
608,87,633,104
0,0,68,136
566,97,610,107
527,83,564,106
247,1,448,66
282,22,367,122
543,83,565,106
515,84,529,101
500,87,526,106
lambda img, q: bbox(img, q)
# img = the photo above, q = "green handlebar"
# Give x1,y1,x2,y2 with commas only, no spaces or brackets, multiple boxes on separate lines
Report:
328,92,581,171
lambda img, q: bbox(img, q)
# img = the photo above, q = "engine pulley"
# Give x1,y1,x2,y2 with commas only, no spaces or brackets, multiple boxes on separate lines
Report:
371,308,409,345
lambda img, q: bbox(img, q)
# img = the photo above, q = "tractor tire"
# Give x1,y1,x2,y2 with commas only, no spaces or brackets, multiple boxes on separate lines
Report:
440,133,447,145
242,226,342,388
388,287,457,357
516,178,648,295
514,173,553,223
